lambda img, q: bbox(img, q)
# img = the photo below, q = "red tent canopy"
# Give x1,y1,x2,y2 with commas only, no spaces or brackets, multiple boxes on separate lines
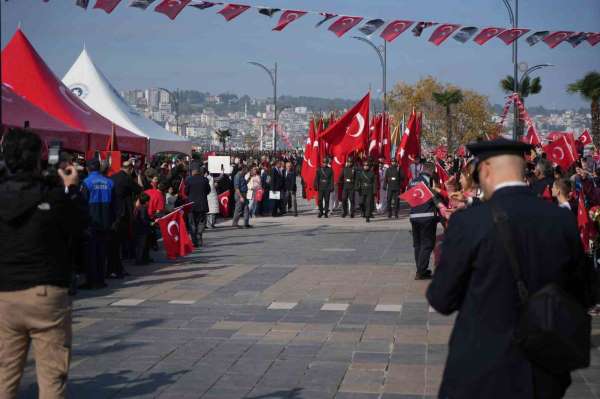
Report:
2,83,88,152
1,29,147,155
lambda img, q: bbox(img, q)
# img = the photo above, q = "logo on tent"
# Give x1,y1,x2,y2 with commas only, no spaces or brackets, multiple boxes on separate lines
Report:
69,83,89,99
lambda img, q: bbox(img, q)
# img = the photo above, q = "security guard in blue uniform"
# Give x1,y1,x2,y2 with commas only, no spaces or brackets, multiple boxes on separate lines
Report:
427,139,591,399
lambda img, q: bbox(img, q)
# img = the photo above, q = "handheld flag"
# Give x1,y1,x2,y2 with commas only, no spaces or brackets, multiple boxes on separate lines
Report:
400,182,433,207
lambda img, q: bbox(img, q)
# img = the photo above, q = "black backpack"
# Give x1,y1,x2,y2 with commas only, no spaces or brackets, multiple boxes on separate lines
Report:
492,204,591,374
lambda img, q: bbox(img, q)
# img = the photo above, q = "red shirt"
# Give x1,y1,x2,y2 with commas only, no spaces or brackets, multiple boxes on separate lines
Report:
144,189,165,219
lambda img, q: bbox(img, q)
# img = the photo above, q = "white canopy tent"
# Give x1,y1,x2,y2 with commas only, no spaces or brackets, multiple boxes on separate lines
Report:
62,48,191,155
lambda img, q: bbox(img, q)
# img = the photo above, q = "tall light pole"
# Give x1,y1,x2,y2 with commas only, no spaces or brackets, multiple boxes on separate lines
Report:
502,0,519,139
352,36,387,114
519,63,554,87
248,61,277,151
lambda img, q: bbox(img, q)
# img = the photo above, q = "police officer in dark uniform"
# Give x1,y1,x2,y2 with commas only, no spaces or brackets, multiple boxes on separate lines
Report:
383,158,404,218
407,162,438,280
427,139,591,399
356,161,376,223
314,157,334,218
338,158,356,218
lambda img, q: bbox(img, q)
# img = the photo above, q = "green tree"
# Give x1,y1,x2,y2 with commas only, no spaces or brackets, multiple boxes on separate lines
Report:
567,71,600,146
500,75,542,136
432,89,463,152
214,128,231,152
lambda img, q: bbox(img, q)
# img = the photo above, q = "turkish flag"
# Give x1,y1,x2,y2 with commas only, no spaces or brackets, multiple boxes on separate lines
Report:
578,130,593,146
400,182,433,207
395,110,420,187
368,114,382,159
380,20,414,42
544,136,576,170
428,24,461,46
218,3,250,21
587,33,600,46
577,194,592,252
106,123,119,151
273,10,306,31
543,31,574,48
328,16,363,38
178,176,188,201
542,185,553,202
155,0,191,20
522,125,541,146
547,131,578,157
497,28,530,45
93,0,122,13
434,145,448,160
381,114,392,163
306,135,321,200
218,191,230,217
157,210,193,260
301,119,317,199
473,27,506,45
435,160,449,185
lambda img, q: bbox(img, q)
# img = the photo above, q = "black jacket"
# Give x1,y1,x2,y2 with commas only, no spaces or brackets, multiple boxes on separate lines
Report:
0,173,87,291
314,167,334,192
356,170,376,195
427,186,587,399
338,167,356,190
270,168,285,191
110,170,141,225
283,170,297,192
531,176,554,197
185,175,211,213
383,165,404,191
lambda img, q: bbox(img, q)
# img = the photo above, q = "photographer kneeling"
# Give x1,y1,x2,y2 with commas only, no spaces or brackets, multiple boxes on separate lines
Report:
0,128,86,399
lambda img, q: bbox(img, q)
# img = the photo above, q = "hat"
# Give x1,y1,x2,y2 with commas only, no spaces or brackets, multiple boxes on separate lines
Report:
466,138,532,162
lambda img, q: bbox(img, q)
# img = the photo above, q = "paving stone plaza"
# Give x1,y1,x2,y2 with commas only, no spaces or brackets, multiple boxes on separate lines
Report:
17,199,600,399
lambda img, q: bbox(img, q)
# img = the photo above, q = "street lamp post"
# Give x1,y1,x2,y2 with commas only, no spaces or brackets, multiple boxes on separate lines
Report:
501,0,519,140
519,63,554,87
352,36,387,114
248,61,277,151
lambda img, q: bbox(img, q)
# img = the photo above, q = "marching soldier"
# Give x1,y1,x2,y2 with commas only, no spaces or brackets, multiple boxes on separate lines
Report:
383,158,404,218
314,157,334,218
338,158,356,218
356,161,376,223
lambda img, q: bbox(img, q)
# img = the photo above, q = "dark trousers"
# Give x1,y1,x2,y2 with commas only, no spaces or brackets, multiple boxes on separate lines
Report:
134,233,150,265
318,190,331,215
360,193,374,219
107,223,127,276
387,189,400,217
285,191,297,215
410,218,437,274
342,188,355,216
86,230,108,287
190,211,207,245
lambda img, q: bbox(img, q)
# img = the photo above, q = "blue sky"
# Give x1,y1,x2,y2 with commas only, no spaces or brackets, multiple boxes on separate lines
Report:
2,0,599,109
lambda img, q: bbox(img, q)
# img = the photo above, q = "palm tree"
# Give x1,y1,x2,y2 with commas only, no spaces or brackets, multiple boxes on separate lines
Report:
500,75,542,136
568,72,600,146
432,89,463,152
214,128,231,152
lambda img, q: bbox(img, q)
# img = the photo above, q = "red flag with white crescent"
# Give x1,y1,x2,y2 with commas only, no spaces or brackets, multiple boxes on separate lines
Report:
93,0,122,13
428,24,461,46
368,114,382,159
380,20,414,42
328,16,363,38
273,10,306,31
301,119,317,199
577,194,592,252
522,125,541,147
586,33,600,46
154,0,191,20
497,28,530,45
157,210,193,259
218,190,230,217
543,136,576,170
218,3,250,21
578,130,593,146
400,182,433,207
473,27,506,45
435,160,449,186
543,31,575,48
382,114,392,163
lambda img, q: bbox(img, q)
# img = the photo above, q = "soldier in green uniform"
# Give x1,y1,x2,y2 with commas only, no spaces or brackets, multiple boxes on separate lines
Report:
314,157,334,218
383,158,404,218
356,161,376,223
338,158,356,218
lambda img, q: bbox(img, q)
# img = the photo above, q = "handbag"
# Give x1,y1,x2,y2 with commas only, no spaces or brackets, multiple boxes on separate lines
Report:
255,188,264,202
491,204,591,374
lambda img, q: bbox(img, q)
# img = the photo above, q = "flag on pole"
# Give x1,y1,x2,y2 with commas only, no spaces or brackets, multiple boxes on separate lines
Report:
544,136,576,170
157,210,193,259
578,130,593,146
577,194,592,252
400,182,433,207
273,10,306,31
218,191,230,216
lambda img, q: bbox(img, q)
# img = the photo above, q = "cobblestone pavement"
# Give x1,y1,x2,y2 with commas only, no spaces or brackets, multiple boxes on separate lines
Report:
17,198,600,399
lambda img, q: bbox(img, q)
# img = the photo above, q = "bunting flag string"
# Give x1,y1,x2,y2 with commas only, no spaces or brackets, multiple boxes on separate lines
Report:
62,0,600,48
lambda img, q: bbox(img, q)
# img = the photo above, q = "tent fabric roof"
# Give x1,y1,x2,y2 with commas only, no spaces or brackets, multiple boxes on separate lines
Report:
1,29,147,155
62,49,190,155
2,83,88,152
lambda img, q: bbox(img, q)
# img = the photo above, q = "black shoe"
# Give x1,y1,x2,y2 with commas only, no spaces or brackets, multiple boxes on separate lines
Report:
388,214,392,219
395,215,399,219
324,214,329,218
422,269,433,276
294,213,298,217
415,273,432,280
244,225,253,228
342,213,347,218
318,214,323,218
350,214,355,218
366,217,370,223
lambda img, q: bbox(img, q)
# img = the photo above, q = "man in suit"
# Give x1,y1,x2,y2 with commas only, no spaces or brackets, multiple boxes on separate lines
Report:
270,161,284,217
338,158,356,218
185,165,211,246
383,158,404,219
531,158,554,197
427,139,589,399
283,161,298,217
314,157,334,218
107,160,141,278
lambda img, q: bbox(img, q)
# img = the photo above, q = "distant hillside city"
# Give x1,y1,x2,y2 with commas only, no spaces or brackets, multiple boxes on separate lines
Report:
120,88,592,150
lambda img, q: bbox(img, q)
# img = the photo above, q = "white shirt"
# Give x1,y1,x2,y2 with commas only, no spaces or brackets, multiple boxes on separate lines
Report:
493,181,528,192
